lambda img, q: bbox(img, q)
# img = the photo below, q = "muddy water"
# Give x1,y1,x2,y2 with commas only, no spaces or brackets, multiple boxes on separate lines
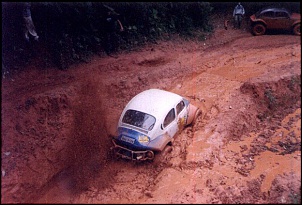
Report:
140,108,301,203
28,29,301,203
249,108,301,192
251,150,301,192
35,103,301,204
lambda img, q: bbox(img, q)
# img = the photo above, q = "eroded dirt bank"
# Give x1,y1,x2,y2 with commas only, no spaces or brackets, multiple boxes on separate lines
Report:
1,22,301,203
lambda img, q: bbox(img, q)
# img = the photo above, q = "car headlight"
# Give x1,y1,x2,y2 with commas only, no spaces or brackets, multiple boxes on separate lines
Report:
138,135,150,143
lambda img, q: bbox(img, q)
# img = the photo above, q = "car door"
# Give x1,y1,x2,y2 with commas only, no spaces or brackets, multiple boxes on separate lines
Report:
273,11,292,30
259,10,275,29
176,99,187,131
162,100,188,138
162,108,178,138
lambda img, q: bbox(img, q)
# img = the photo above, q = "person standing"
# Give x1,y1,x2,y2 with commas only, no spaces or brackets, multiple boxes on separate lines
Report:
22,2,39,41
103,5,124,57
233,2,245,29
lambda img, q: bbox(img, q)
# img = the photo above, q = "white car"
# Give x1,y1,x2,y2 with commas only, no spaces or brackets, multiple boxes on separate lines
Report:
111,88,201,161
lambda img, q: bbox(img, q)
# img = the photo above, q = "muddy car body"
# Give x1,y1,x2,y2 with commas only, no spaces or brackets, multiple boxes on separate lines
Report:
249,7,301,36
111,88,200,161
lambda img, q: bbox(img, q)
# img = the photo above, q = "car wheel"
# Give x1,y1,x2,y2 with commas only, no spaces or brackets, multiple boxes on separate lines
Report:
252,24,266,36
192,109,201,126
153,145,172,165
293,23,301,36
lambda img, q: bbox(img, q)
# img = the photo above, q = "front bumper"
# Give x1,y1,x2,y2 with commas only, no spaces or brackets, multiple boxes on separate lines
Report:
111,139,155,161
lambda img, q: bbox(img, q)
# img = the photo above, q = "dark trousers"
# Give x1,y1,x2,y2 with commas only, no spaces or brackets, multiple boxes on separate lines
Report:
234,14,243,29
104,31,119,55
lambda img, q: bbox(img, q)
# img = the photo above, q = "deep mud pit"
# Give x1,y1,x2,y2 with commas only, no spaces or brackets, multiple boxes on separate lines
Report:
1,15,301,204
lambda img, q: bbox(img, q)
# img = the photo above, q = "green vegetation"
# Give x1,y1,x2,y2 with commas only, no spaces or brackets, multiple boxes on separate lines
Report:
2,2,213,71
2,2,300,72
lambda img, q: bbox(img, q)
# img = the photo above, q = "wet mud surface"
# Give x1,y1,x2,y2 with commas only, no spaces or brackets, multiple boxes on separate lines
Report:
1,14,301,204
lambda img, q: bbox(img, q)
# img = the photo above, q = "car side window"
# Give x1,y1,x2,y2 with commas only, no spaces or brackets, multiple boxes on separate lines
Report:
261,11,274,18
176,100,185,115
275,11,288,18
163,108,175,127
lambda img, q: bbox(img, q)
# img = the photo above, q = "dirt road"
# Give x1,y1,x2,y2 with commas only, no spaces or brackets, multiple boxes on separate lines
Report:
1,16,301,204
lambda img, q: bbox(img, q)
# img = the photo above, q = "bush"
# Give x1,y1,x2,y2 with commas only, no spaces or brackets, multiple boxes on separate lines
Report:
2,2,299,72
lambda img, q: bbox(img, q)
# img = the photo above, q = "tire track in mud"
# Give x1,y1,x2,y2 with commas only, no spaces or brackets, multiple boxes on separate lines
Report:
78,34,300,203
182,73,300,203
26,28,300,203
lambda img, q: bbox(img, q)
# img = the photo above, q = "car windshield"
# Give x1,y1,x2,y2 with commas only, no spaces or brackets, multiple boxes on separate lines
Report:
122,109,156,131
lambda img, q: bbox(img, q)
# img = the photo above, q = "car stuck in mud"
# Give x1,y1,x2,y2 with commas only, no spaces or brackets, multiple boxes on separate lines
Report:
111,88,201,161
249,7,301,36
1,3,300,203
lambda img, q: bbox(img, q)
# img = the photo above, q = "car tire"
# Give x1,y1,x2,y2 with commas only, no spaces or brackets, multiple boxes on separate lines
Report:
252,24,266,36
192,109,201,126
293,23,301,36
153,145,172,165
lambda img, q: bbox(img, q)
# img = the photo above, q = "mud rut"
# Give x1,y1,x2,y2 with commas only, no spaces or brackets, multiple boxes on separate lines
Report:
36,70,300,203
2,26,300,203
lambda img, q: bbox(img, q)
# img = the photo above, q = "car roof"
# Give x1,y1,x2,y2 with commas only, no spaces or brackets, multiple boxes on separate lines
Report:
124,89,183,119
255,7,291,18
259,7,290,14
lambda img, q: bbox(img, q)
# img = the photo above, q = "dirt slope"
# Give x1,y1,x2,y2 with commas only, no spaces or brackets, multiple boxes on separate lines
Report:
1,15,301,204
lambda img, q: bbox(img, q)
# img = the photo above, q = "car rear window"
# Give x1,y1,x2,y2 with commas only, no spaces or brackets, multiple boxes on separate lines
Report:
122,109,156,131
260,11,274,18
